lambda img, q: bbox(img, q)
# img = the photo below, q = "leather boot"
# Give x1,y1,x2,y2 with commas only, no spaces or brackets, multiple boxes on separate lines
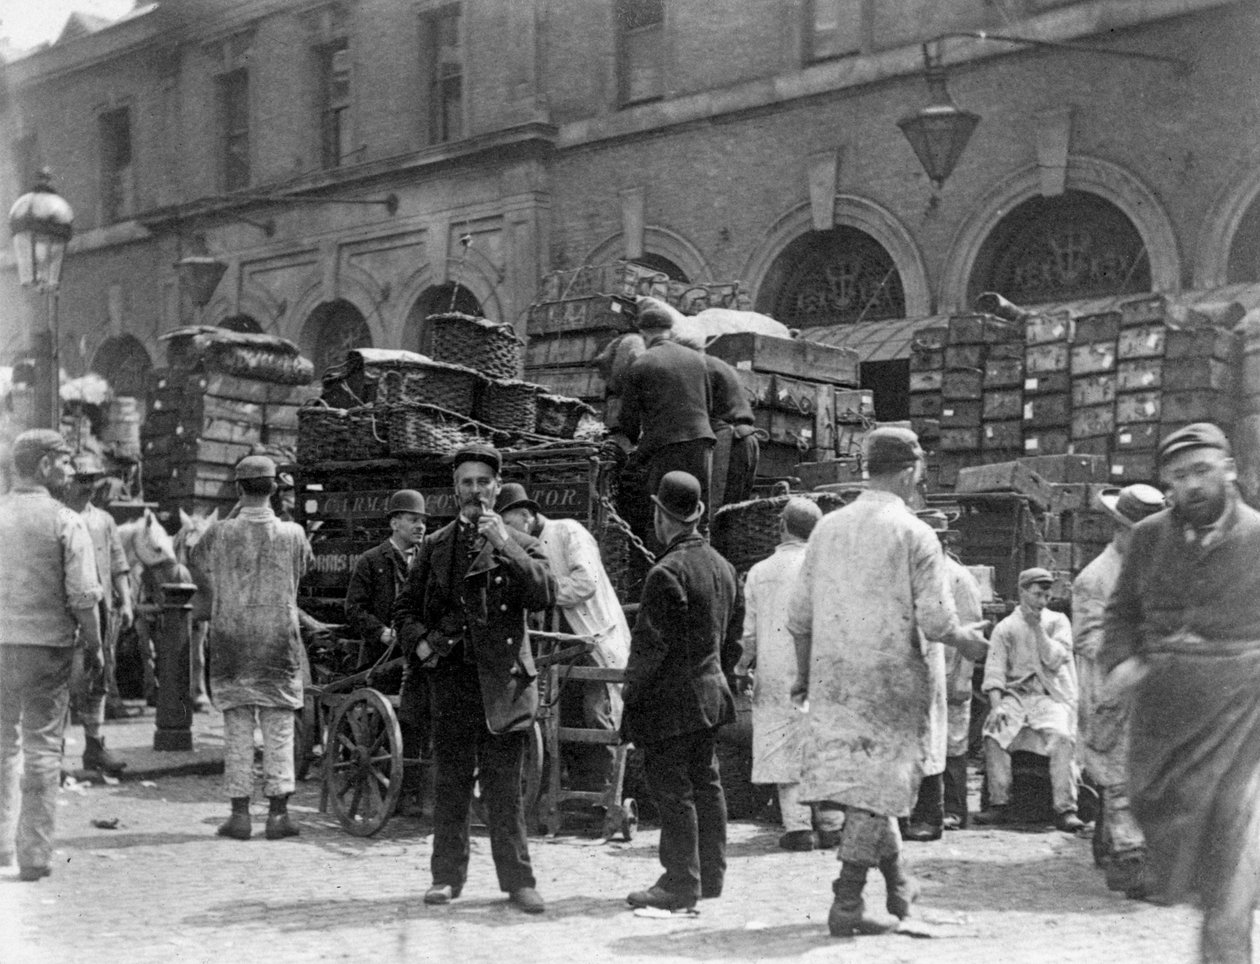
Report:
828,864,895,936
879,854,921,919
217,797,251,840
265,794,299,839
83,736,127,775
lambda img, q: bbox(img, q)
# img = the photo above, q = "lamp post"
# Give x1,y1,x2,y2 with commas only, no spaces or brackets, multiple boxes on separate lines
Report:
8,169,74,431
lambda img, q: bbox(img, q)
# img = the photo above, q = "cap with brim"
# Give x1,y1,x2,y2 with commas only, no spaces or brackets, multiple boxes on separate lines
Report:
865,426,924,474
386,489,427,517
495,482,541,516
1157,422,1231,466
450,443,502,475
1018,566,1055,588
1095,484,1166,527
651,470,705,524
235,454,277,480
13,429,73,464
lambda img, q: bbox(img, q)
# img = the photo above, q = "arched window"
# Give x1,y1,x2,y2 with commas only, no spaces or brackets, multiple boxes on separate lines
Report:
968,191,1151,305
1227,194,1260,283
90,334,152,398
300,299,372,375
404,283,481,356
756,226,905,327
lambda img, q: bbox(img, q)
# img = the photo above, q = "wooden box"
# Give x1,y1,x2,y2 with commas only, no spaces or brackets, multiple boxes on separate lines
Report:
1026,312,1073,345
1021,454,1110,483
911,349,944,371
753,408,814,448
1163,357,1234,394
942,368,985,401
1164,327,1237,362
1070,341,1118,376
834,389,875,421
1049,482,1112,513
1073,311,1122,345
1072,404,1116,439
941,400,983,428
984,356,1025,388
949,314,1021,345
910,370,944,393
910,417,941,440
1061,510,1116,544
1117,323,1166,360
1026,342,1070,374
771,373,822,413
1072,374,1116,408
526,296,629,336
1116,358,1162,392
525,366,604,401
1109,451,1158,484
1071,436,1111,456
525,330,621,368
1023,371,1071,396
911,326,950,352
956,461,1053,509
1114,422,1161,451
1023,394,1071,429
707,332,860,385
940,427,982,451
982,420,1023,452
1033,542,1074,571
1023,429,1071,456
1115,391,1162,424
982,390,1023,421
1119,294,1167,327
1161,390,1234,425
988,342,1026,361
909,392,943,418
945,344,986,369
794,459,863,490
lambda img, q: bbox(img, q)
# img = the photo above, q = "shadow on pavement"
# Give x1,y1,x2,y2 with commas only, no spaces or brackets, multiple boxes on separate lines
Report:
56,830,209,851
607,921,831,959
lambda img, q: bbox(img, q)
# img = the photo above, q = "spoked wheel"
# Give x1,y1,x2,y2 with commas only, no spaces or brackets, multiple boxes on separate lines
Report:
294,695,320,782
326,688,403,836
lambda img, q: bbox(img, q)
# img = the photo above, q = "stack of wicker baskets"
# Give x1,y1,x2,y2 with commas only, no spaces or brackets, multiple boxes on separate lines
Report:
711,490,856,573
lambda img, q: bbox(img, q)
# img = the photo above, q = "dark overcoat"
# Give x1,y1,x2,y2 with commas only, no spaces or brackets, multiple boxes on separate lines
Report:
623,531,743,745
394,520,555,734
617,340,715,455
344,540,408,647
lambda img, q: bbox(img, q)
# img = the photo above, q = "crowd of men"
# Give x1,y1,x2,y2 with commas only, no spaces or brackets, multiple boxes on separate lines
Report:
2,408,1258,962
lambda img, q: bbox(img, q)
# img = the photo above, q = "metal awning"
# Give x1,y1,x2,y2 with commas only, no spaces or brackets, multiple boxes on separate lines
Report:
797,283,1260,363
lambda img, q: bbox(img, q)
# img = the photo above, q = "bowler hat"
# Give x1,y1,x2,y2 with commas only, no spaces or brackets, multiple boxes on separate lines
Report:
1018,567,1055,589
495,482,540,516
450,443,502,475
651,471,705,524
1158,422,1232,465
864,426,924,475
13,429,73,465
386,489,427,517
1096,484,1165,527
235,454,277,480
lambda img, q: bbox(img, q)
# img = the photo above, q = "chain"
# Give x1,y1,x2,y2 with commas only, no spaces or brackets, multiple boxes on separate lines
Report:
597,493,656,566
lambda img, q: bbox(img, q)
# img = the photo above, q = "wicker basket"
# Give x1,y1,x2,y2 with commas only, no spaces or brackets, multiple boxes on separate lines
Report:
297,400,350,463
429,313,524,380
376,360,483,414
205,344,315,385
344,406,391,461
476,379,540,436
711,491,854,573
388,403,487,458
535,394,597,439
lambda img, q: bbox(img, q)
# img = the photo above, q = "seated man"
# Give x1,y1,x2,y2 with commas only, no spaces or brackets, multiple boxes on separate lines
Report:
976,567,1084,832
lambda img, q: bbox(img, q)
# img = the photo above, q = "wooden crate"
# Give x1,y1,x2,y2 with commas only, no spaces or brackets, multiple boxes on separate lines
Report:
1071,374,1116,408
910,417,941,440
526,365,604,401
793,458,863,490
525,329,621,368
1021,454,1110,483
1114,423,1161,451
1026,312,1073,345
1161,390,1234,424
1109,451,1158,484
706,332,859,385
1071,436,1111,456
1061,509,1116,543
982,389,1023,421
1070,341,1118,376
909,392,943,418
1049,482,1113,513
1117,323,1166,360
1162,357,1234,393
526,295,630,336
834,388,875,421
1116,358,1162,392
910,349,944,371
1115,391,1162,424
982,420,1023,452
1023,371,1071,396
753,408,814,448
940,427,981,451
1072,404,1116,440
942,368,984,401
949,314,1009,345
984,356,1024,388
1024,394,1071,429
1025,342,1070,374
1164,327,1236,362
1072,311,1122,345
941,400,983,428
909,370,944,393
911,326,949,352
1023,429,1070,456
944,344,986,369
956,461,1053,509
1119,294,1167,327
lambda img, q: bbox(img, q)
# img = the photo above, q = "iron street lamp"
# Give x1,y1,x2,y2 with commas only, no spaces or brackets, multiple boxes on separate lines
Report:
898,33,1187,189
8,168,74,430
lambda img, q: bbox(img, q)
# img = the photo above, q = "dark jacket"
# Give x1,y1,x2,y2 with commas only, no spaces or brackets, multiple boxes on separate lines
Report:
622,531,743,745
1101,493,1260,672
617,339,715,455
394,519,556,734
704,354,755,428
344,539,410,648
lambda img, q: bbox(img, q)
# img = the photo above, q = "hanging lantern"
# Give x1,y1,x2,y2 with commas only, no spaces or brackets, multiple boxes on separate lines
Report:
8,169,75,289
175,254,229,309
897,50,980,189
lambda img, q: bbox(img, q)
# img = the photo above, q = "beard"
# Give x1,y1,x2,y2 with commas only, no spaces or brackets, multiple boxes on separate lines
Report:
1175,489,1228,528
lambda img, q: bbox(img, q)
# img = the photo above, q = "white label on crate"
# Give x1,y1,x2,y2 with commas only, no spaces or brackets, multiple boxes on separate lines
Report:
1112,464,1123,476
1148,332,1160,347
1120,432,1133,445
1024,402,1034,418
943,408,954,417
1026,437,1040,451
304,499,318,514
1025,378,1038,391
736,360,752,370
985,425,994,438
1144,402,1156,416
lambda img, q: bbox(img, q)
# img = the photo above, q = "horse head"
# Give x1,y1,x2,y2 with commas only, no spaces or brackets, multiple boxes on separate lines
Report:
119,508,178,571
175,507,219,565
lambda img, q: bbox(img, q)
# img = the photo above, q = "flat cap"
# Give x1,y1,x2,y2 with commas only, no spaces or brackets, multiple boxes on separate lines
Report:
864,426,924,475
13,429,73,463
1158,422,1231,465
450,442,502,475
636,302,675,331
235,454,277,480
1018,567,1055,588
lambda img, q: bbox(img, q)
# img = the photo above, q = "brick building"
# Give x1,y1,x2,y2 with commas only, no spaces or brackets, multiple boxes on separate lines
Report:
3,0,1259,416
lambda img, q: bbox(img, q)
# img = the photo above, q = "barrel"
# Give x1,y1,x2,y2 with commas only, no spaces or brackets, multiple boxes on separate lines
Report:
102,396,143,459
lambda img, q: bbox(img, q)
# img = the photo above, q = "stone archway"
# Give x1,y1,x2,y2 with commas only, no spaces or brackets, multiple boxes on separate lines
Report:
404,283,482,356
300,299,373,376
1195,154,1260,288
90,334,152,398
582,226,713,284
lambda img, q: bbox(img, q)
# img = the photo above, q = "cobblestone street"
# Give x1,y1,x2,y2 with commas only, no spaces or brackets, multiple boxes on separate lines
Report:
0,767,1207,964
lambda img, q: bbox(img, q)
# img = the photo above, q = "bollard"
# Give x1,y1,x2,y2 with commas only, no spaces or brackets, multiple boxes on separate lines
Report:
154,582,198,751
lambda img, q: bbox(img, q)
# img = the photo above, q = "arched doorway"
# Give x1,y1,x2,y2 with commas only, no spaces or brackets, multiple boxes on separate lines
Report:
1227,194,1260,283
967,191,1151,306
90,334,152,398
219,314,263,334
629,254,688,282
755,226,906,328
404,283,481,356
300,299,372,376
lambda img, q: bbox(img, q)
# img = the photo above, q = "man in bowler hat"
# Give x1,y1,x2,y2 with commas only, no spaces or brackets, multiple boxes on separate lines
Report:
624,470,743,911
394,444,555,914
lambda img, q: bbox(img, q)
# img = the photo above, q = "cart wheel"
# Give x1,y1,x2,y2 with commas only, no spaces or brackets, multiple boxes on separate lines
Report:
294,696,319,782
522,720,544,816
620,798,638,842
326,688,403,836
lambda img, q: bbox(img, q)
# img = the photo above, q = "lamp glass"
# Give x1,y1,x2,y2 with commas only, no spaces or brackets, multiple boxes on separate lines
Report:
898,104,980,187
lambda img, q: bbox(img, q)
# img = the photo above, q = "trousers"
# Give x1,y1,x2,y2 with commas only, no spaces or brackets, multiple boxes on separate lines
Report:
222,705,295,798
778,782,845,834
0,645,74,869
838,806,902,866
641,727,727,901
986,732,1079,813
429,660,534,894
70,604,114,729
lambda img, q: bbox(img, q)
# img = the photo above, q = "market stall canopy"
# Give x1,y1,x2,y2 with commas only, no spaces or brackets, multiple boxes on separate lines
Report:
798,283,1260,363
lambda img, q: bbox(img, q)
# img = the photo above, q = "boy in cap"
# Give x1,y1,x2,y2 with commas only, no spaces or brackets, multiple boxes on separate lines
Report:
977,568,1082,832
0,430,102,880
1102,423,1260,963
190,454,313,840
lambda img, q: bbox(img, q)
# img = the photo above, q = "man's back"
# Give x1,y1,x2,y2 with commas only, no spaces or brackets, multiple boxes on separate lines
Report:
619,340,714,454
